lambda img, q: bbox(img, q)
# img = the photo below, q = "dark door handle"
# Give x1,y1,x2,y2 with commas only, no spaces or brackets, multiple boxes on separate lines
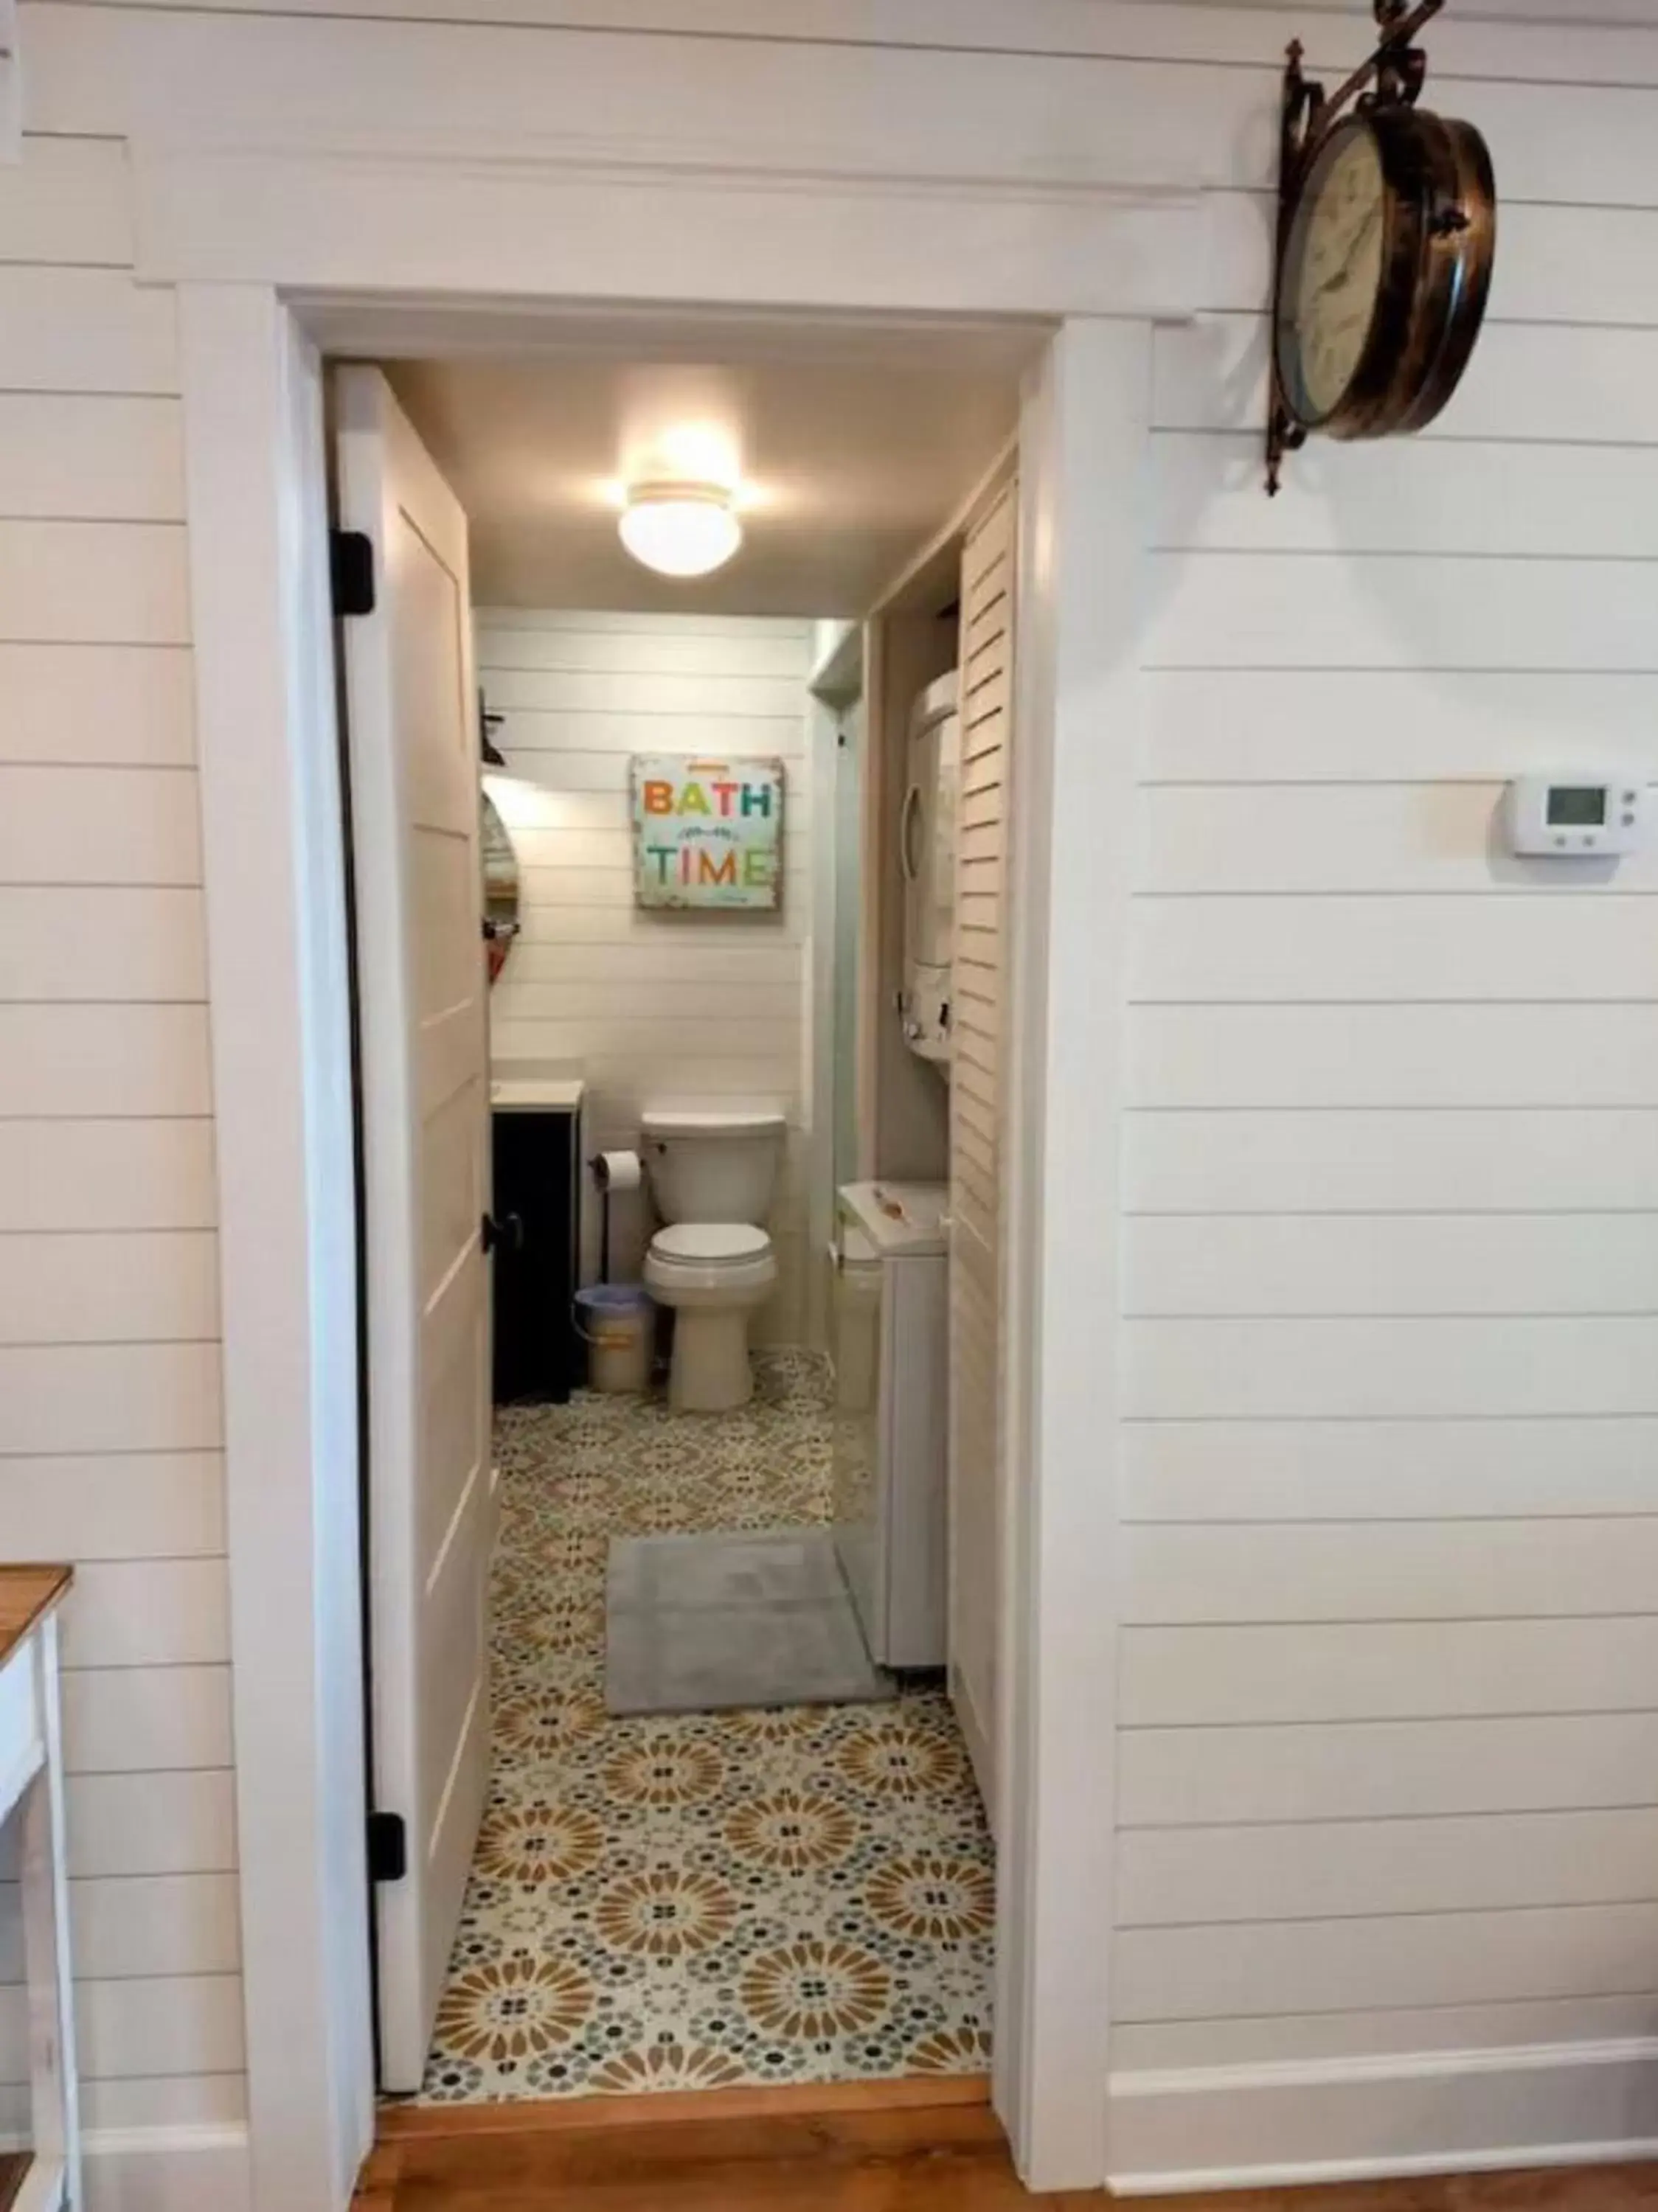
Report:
481,1211,524,1255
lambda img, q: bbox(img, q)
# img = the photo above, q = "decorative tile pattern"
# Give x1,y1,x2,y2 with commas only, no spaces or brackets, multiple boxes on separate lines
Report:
420,1352,994,2103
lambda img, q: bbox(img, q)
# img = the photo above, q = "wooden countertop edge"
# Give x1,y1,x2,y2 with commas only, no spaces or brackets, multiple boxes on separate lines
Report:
0,1563,74,1669
378,2071,993,2140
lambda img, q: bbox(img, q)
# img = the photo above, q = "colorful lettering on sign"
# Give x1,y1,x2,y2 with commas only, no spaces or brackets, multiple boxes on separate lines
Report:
631,754,784,911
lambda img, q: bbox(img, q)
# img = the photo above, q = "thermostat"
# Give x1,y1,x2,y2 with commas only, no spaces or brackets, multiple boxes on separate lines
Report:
1505,773,1648,858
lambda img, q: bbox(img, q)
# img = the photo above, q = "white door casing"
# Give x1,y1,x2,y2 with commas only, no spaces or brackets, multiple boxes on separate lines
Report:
165,111,1189,2189
334,365,493,2094
182,286,1154,2209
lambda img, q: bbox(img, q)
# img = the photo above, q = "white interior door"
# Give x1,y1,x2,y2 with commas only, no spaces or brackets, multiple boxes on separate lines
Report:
335,365,492,2093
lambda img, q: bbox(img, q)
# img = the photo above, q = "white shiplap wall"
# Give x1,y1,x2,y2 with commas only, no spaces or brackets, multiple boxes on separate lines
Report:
1111,18,1658,2176
5,0,1658,2191
0,135,242,2152
478,611,814,1343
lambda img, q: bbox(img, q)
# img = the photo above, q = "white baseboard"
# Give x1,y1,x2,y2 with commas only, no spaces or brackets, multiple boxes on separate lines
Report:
84,2123,252,2212
1108,2037,1658,2196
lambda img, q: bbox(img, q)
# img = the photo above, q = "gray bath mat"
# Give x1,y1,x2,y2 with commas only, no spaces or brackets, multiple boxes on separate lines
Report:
606,1528,895,1716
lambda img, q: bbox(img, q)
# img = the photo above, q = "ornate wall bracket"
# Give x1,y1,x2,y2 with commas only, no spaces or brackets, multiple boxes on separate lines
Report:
1266,0,1448,494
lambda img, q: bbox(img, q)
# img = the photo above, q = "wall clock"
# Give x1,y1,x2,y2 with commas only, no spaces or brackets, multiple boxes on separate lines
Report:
1267,0,1496,493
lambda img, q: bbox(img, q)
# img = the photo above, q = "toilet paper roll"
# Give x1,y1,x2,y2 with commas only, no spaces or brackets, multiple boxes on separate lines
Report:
592,1148,642,1194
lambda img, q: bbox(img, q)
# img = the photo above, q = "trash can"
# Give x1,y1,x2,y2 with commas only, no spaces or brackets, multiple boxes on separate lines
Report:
574,1284,653,1394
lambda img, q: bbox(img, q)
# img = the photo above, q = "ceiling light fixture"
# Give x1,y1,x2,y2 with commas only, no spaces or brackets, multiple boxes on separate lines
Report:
618,481,743,578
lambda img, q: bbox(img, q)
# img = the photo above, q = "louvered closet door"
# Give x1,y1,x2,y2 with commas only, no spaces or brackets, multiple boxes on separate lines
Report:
948,478,1016,1837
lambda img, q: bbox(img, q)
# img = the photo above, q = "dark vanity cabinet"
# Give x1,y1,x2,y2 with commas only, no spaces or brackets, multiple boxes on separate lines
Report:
490,1093,583,1404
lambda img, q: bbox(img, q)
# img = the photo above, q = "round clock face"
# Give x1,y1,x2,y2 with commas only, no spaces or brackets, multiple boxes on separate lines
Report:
1273,106,1496,446
1280,119,1387,426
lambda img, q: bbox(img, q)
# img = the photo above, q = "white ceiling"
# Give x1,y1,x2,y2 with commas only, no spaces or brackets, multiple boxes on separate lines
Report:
380,311,1037,617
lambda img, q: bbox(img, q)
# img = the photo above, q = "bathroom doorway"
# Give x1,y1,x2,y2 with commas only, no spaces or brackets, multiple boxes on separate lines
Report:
330,317,1040,2110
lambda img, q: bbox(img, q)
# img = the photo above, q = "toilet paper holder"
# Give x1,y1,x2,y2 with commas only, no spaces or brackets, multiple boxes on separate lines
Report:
589,1148,643,1282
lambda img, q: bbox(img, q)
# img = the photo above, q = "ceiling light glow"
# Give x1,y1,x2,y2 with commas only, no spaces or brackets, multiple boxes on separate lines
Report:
618,481,743,578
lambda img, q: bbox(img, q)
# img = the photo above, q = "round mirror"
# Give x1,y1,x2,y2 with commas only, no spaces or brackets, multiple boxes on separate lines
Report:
481,791,521,986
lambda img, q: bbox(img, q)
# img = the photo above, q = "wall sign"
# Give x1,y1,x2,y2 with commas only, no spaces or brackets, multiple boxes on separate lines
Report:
631,755,784,911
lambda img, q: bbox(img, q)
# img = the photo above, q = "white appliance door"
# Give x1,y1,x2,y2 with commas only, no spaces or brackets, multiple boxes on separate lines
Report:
830,1218,886,1655
336,365,492,2092
903,709,943,970
931,706,960,972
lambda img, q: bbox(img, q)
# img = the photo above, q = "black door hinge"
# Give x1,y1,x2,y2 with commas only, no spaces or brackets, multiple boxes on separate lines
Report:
330,529,376,618
367,1809,407,1882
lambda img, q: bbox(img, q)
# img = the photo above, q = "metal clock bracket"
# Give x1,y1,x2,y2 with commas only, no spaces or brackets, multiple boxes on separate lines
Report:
1266,0,1446,495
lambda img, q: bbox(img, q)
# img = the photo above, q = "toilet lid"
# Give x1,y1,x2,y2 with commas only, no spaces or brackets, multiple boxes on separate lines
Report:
651,1222,771,1265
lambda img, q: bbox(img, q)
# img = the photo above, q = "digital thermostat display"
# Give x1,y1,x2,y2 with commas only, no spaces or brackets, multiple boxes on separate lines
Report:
1546,786,1606,828
1508,773,1646,858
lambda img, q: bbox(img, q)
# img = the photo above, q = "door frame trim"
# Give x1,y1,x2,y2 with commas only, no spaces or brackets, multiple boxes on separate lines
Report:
170,151,1184,2211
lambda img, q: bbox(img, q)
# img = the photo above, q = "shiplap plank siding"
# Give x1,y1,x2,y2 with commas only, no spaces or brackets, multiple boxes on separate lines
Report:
3,0,1656,2187
1117,1807,1658,1924
61,1666,234,1773
0,644,196,765
0,119,235,2154
0,268,179,394
0,1119,215,1228
0,520,191,644
1142,669,1658,783
0,1872,240,1982
0,137,136,264
0,395,184,520
1122,1416,1658,1524
479,610,813,1338
1121,1619,1658,1728
1105,0,1658,2142
1129,1001,1658,1108
1115,1905,1658,2023
1115,1993,1658,2074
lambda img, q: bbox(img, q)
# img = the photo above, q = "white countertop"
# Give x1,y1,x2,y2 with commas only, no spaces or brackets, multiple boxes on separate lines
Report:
490,1077,586,1113
838,1179,949,1257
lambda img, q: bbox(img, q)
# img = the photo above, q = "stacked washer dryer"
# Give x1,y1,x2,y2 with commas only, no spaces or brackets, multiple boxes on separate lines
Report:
898,670,960,1067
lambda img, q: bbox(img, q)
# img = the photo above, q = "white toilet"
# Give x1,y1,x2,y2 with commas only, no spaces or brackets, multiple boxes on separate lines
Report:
640,1107,784,1413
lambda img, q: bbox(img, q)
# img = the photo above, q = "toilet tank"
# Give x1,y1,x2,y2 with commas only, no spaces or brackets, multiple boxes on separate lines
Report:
642,1108,785,1224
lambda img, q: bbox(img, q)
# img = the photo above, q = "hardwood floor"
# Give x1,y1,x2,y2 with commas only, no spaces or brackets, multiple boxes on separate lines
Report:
351,2090,1658,2211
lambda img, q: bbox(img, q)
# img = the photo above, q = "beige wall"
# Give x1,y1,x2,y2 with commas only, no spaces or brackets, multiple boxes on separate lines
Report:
479,609,815,1341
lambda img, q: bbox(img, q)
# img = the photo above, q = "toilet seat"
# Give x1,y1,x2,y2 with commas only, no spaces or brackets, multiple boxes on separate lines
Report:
644,1221,778,1310
649,1222,771,1267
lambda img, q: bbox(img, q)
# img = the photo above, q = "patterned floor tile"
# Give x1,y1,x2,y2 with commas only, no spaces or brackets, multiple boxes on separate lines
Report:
419,1352,994,2103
